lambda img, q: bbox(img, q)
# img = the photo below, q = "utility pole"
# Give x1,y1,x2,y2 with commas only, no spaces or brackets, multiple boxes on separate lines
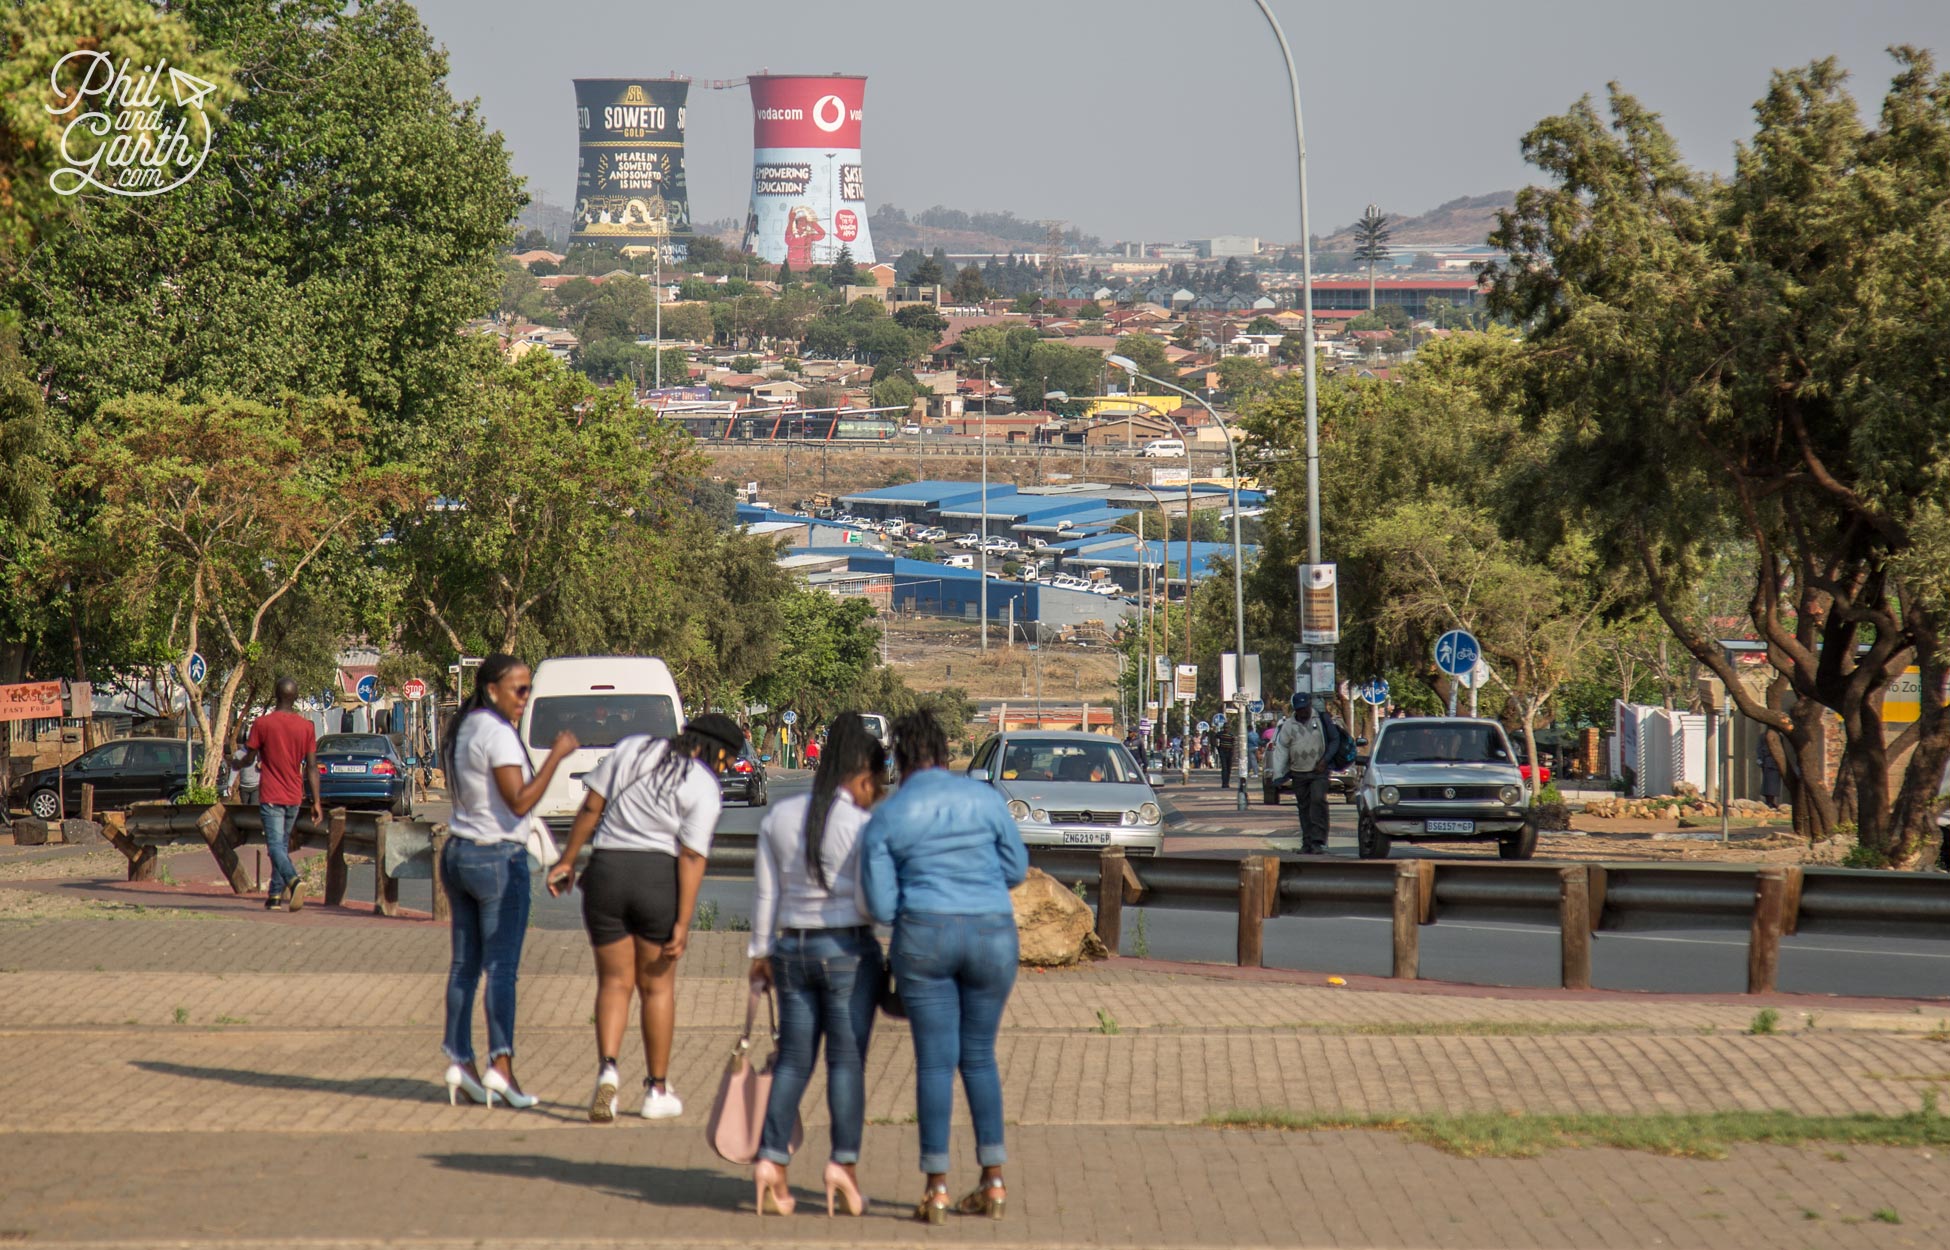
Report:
978,356,993,651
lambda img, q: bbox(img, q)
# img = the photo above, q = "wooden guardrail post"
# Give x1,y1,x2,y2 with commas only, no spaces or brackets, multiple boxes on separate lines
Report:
1236,857,1265,968
324,808,349,907
1391,861,1420,979
431,826,450,922
1558,866,1592,990
197,803,254,895
96,811,156,881
1748,866,1787,994
373,818,401,918
1095,846,1126,953
80,783,94,823
1259,854,1282,919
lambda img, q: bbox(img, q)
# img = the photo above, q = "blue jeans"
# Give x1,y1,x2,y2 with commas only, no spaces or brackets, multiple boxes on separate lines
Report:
892,911,1018,1174
441,838,532,1064
259,804,300,898
759,927,883,1166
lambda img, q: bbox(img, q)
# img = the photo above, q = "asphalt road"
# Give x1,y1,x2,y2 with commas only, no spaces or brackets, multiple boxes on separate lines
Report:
369,775,1950,1001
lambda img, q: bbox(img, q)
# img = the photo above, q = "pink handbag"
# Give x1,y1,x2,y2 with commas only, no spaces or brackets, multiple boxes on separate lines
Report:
705,984,801,1165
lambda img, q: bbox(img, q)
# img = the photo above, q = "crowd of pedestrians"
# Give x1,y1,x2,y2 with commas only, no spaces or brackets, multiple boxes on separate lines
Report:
433,653,1027,1224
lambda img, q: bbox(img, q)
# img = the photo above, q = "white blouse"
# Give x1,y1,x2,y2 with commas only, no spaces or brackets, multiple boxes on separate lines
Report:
748,791,872,957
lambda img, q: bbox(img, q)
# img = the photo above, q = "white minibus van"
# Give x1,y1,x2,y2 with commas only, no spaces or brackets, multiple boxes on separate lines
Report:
518,656,685,831
1141,438,1185,458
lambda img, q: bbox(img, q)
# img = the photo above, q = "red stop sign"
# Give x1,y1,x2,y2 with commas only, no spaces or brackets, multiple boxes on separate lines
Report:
403,678,427,699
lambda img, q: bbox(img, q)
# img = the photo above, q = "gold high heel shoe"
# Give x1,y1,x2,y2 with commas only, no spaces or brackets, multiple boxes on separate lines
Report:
914,1181,949,1225
957,1174,1006,1220
754,1159,795,1216
823,1161,865,1217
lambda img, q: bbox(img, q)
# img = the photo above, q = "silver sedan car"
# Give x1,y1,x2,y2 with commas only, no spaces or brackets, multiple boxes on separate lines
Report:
967,731,1166,855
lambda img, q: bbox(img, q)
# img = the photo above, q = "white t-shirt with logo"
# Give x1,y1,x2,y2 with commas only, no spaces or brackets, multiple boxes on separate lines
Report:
584,735,722,858
448,710,529,845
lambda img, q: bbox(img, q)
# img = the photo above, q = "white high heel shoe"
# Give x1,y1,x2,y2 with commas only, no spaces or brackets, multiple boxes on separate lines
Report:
444,1064,487,1106
481,1067,538,1109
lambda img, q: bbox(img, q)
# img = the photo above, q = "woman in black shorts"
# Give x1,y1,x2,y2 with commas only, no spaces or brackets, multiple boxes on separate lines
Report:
547,712,743,1122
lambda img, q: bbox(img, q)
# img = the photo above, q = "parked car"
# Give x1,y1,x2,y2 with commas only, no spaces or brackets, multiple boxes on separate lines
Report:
11,738,201,820
1355,717,1535,859
1509,738,1553,788
967,731,1165,856
918,527,950,542
954,533,983,549
857,712,898,784
1142,438,1186,458
315,733,413,816
882,520,908,538
900,422,922,435
718,740,769,807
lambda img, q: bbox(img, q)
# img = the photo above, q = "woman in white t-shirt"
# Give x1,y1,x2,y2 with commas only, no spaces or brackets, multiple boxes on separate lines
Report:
437,653,578,1110
547,711,743,1123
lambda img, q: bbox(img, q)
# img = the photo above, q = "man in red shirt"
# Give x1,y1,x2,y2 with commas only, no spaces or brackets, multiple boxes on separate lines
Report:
241,677,322,911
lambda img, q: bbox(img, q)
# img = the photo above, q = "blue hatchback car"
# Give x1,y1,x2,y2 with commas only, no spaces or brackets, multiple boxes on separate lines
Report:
315,734,412,816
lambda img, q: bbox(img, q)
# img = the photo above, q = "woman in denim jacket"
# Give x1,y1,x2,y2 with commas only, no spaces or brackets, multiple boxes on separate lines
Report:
861,711,1028,1223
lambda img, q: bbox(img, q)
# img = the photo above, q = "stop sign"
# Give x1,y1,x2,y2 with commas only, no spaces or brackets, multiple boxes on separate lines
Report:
403,678,427,700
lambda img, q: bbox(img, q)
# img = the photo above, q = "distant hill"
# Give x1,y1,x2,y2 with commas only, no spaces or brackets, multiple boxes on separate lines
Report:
869,204,1102,258
1318,191,1515,252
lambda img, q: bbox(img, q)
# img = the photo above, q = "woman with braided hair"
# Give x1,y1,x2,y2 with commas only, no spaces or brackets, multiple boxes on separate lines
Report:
547,711,745,1123
744,712,889,1217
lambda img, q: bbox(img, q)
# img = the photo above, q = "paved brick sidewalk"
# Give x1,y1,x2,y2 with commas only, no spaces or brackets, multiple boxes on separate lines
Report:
3,1125,1946,1249
4,894,1950,1245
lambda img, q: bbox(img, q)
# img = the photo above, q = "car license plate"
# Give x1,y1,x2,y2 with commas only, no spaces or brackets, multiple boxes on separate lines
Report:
1424,819,1475,834
1061,830,1111,846
329,764,367,775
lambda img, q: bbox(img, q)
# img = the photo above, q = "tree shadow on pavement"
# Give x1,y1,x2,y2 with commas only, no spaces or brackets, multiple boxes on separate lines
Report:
425,1152,756,1212
128,1060,581,1122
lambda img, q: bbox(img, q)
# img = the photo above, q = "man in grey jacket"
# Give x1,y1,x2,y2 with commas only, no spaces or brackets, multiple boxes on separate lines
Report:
1269,692,1331,854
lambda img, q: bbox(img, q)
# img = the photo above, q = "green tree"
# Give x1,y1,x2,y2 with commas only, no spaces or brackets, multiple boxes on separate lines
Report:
951,264,989,305
909,257,946,287
871,376,919,413
1357,499,1621,783
0,0,233,271
828,245,858,288
747,590,882,730
1245,315,1283,335
15,0,522,449
892,304,949,338
1114,334,1174,385
1216,356,1273,396
1350,204,1393,311
389,350,700,658
1483,52,1950,861
68,393,412,786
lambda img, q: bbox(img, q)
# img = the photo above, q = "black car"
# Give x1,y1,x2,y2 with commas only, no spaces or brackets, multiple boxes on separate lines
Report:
719,741,769,807
11,738,201,821
315,733,413,816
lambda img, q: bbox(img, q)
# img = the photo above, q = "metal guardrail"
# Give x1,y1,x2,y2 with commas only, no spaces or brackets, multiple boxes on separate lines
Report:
112,808,1937,996
1036,847,1949,995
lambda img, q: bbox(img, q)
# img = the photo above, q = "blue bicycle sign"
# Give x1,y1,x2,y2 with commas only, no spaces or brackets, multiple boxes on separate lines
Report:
1434,630,1481,678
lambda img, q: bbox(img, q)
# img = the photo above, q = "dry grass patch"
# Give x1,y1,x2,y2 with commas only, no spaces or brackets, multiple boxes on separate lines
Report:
1205,1092,1950,1159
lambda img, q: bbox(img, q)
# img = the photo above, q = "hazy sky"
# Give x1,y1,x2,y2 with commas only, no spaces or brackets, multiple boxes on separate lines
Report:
411,0,1950,245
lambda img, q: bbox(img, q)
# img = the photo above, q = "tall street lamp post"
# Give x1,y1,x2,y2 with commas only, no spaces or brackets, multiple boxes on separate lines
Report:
977,356,993,651
1252,1,1330,698
1108,355,1252,811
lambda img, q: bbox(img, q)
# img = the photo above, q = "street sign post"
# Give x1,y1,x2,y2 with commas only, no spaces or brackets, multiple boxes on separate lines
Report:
1360,679,1390,707
403,678,427,700
1247,700,1264,716
1211,712,1227,729
186,652,206,686
355,674,379,705
1434,630,1481,715
781,710,798,726
1196,720,1210,734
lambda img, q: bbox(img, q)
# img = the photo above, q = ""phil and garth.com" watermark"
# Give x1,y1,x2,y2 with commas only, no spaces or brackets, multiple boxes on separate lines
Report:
48,51,218,197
